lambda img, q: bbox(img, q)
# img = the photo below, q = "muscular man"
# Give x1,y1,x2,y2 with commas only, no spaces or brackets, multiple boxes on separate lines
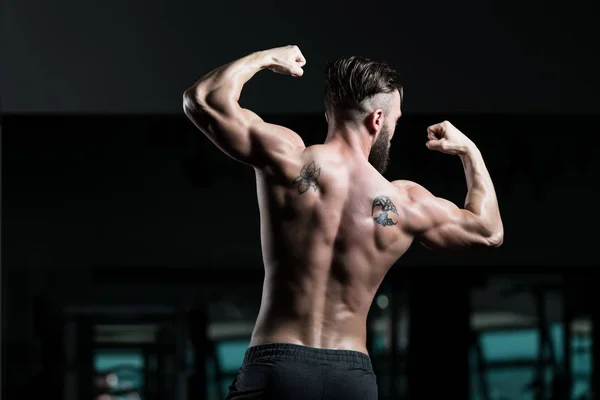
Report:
183,45,503,400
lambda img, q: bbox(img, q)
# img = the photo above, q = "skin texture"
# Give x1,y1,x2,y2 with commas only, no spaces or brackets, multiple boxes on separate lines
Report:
183,46,503,355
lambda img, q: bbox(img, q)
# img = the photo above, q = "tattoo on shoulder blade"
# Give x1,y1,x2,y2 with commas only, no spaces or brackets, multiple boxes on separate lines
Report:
292,161,321,194
372,196,399,227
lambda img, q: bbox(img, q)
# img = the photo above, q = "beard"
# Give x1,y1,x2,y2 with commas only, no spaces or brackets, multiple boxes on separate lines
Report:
368,123,391,174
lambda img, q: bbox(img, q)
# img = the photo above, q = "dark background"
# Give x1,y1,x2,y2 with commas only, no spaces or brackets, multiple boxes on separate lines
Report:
2,0,599,114
2,0,599,399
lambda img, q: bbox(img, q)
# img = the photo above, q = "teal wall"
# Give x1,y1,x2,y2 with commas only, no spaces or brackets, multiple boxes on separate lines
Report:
93,323,592,400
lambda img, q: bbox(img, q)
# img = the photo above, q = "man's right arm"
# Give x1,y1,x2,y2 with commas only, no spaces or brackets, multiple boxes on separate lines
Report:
402,121,504,252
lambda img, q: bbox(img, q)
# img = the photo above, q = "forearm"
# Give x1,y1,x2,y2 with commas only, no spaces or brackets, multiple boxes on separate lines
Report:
460,144,504,237
184,51,272,111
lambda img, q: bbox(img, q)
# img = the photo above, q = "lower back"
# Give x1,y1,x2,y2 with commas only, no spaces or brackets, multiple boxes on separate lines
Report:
250,275,372,354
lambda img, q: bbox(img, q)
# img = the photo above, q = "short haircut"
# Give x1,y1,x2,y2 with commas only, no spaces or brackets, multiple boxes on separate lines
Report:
324,56,402,119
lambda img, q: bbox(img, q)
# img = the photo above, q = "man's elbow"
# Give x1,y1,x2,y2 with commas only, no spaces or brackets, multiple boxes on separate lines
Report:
183,88,238,119
486,230,504,248
182,88,207,116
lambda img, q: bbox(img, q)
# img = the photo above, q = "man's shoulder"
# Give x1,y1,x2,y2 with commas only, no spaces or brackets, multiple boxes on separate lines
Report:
390,180,433,202
390,180,438,206
390,179,419,190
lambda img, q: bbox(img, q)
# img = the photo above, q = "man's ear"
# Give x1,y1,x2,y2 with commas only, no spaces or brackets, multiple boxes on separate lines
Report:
367,109,384,136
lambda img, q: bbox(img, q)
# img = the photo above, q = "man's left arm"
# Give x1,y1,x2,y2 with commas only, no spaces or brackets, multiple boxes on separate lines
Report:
183,46,306,169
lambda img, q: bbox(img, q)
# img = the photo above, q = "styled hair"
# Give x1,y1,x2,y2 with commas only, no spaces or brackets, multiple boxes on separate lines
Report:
324,56,402,118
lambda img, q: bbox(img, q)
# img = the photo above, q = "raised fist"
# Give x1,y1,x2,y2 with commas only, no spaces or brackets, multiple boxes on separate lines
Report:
267,45,307,78
425,120,474,155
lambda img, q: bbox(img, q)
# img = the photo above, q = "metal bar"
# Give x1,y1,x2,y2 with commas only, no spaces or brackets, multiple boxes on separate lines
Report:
94,342,175,350
143,349,150,400
484,359,556,368
563,276,573,399
474,328,491,400
535,289,546,400
76,317,94,400
174,312,186,400
592,286,600,400
389,285,399,400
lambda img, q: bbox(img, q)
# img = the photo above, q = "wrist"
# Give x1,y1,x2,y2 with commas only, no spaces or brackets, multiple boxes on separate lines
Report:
251,50,276,71
459,141,479,158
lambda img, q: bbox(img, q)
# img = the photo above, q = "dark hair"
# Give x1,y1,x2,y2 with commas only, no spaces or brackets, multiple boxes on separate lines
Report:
324,56,402,116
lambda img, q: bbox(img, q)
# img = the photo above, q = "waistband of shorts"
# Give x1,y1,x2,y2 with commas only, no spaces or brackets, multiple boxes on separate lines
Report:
242,343,373,371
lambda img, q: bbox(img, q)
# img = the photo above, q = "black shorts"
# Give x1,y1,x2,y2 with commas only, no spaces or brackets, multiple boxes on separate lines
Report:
225,343,378,400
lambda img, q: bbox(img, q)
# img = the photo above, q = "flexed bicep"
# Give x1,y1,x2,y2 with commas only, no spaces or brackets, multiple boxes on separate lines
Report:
187,100,304,168
404,184,502,252
183,46,307,169
184,101,257,162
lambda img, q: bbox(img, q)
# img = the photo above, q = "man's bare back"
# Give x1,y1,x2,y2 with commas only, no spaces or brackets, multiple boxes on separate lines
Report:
183,45,503,399
251,145,415,354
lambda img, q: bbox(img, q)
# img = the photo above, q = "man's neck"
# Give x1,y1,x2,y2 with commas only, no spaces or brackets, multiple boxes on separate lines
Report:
324,126,371,159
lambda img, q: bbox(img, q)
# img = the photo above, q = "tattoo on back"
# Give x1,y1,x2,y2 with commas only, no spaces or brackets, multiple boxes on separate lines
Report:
293,161,321,194
372,196,399,227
